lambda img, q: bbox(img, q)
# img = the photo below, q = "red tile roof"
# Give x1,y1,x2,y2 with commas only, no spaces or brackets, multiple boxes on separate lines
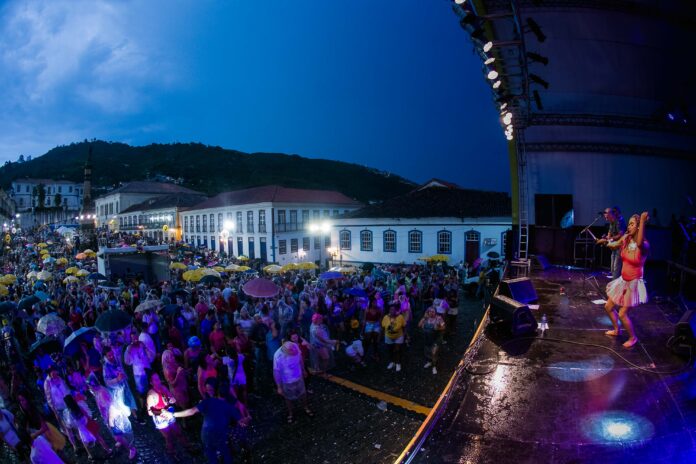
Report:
96,181,202,199
187,185,362,210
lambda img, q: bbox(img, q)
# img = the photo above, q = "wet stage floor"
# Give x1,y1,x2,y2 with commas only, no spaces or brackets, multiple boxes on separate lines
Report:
410,267,696,463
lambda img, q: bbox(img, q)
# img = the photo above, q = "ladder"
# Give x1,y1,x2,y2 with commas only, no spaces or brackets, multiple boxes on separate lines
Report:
517,128,530,261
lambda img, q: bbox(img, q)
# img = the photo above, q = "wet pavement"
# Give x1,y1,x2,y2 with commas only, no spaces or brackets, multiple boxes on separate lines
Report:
1,291,486,464
410,268,696,463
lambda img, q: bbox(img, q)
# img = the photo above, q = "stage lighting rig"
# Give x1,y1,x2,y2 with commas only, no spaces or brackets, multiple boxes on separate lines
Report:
533,90,544,110
526,18,546,42
527,52,549,65
529,73,549,89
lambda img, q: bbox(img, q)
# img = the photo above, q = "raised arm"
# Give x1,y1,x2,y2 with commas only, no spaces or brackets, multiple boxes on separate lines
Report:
636,211,649,248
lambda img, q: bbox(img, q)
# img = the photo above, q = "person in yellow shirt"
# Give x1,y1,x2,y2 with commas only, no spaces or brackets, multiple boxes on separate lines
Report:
381,303,406,372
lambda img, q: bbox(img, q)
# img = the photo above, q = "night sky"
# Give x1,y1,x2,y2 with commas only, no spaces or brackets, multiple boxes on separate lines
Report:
0,0,510,191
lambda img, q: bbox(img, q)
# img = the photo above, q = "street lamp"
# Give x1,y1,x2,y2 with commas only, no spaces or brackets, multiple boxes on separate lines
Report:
326,246,339,268
308,221,331,269
222,220,235,256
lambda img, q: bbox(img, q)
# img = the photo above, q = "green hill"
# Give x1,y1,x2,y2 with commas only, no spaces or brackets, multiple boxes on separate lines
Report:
0,141,415,203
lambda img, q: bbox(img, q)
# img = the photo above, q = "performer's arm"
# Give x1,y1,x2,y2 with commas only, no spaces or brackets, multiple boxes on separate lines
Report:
636,212,649,248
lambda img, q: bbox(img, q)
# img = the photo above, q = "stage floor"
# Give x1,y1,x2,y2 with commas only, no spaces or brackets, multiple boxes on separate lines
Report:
412,267,696,463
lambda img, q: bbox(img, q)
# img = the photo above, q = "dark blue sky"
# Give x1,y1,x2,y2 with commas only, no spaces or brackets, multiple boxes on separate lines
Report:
0,0,510,192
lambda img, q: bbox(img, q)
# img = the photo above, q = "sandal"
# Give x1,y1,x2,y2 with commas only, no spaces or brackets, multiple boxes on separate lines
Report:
304,408,314,418
287,414,294,423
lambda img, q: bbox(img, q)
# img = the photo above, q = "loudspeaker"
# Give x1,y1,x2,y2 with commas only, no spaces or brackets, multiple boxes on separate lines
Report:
668,310,696,357
531,255,551,271
500,277,538,304
491,294,538,336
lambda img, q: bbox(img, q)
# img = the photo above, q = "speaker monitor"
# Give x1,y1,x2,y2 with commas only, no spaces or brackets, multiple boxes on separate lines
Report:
668,310,696,357
500,277,538,304
491,294,538,336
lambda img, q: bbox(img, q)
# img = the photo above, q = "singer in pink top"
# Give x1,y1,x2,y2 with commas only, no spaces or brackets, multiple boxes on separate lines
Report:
603,211,649,348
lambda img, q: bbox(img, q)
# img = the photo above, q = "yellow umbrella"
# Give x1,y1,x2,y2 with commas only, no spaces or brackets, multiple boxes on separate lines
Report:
65,267,79,275
428,254,449,262
76,269,89,277
56,257,68,265
296,262,317,270
225,264,241,272
37,242,48,248
212,266,225,272
169,262,187,270
237,266,251,272
199,268,220,278
26,271,37,280
280,263,297,272
2,274,17,284
263,264,283,274
182,269,202,281
237,255,249,261
0,285,7,296
37,270,53,281
63,276,79,284
83,249,95,254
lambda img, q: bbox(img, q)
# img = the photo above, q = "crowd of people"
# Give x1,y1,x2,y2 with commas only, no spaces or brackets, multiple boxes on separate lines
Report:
0,228,479,463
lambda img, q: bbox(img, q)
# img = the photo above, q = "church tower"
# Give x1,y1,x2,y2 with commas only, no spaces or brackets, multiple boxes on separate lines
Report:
81,145,93,214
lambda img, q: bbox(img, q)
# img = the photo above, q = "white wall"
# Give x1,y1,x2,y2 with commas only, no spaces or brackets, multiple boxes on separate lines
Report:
329,217,512,265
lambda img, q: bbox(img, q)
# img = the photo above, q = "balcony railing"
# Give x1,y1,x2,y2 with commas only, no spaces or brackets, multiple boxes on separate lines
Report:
275,222,305,232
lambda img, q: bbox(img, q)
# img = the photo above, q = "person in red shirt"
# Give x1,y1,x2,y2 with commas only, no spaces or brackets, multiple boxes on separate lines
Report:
195,296,210,322
604,211,649,348
209,322,226,355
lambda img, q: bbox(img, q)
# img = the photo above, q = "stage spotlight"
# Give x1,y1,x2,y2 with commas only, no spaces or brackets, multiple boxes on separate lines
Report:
493,80,501,89
526,18,546,42
506,133,514,141
484,41,493,52
487,70,499,80
460,12,477,26
484,57,495,65
503,113,512,125
500,103,508,110
455,0,466,4
529,73,549,89
533,90,543,110
527,51,549,65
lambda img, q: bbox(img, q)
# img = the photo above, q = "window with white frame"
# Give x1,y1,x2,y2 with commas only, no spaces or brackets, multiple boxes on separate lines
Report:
408,230,423,253
314,236,320,250
202,214,207,233
217,213,223,232
196,215,201,232
302,237,310,251
383,230,396,252
209,214,215,232
236,212,243,233
247,211,254,233
279,239,287,254
258,210,266,233
360,230,373,251
290,238,298,253
437,230,452,254
339,230,351,250
184,216,188,233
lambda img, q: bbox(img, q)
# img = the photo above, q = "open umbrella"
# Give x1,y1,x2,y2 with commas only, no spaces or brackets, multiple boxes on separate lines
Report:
42,256,56,264
237,255,249,261
26,271,37,280
33,280,46,290
83,249,95,254
2,274,17,284
98,282,121,290
242,278,280,298
95,309,132,333
63,276,80,284
486,251,501,259
0,301,17,314
319,271,344,280
135,299,162,313
56,257,68,266
263,264,283,274
34,290,51,302
76,269,89,277
0,285,7,297
343,288,368,298
281,263,297,272
225,264,241,272
75,253,87,260
296,262,318,270
65,267,79,275
169,262,187,270
199,274,222,285
36,271,52,281
159,304,181,317
37,313,67,336
18,295,40,311
87,272,107,281
30,336,62,355
63,327,98,356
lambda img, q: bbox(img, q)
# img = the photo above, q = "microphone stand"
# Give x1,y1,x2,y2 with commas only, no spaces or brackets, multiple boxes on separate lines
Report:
574,213,604,298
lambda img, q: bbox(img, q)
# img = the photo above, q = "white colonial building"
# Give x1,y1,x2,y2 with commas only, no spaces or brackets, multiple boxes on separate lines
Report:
117,193,207,242
329,180,512,266
95,181,203,229
10,179,83,229
181,185,362,263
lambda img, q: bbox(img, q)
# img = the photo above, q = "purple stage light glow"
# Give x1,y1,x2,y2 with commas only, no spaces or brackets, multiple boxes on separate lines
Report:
580,411,655,446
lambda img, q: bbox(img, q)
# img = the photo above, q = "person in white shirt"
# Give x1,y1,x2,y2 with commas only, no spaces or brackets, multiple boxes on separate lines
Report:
124,332,153,407
273,341,312,423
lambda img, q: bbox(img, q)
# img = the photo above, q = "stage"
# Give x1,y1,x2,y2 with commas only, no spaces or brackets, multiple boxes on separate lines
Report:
407,267,696,463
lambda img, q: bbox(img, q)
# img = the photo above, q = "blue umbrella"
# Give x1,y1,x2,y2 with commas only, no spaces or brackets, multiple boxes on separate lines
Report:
87,272,107,281
35,290,51,302
319,271,343,280
33,280,46,290
343,288,368,298
18,295,40,311
243,269,257,275
0,301,16,314
63,327,98,356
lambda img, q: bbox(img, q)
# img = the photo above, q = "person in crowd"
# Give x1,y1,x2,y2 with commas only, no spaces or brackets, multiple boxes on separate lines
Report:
124,330,153,410
61,393,112,460
108,385,138,460
162,347,190,410
146,373,193,461
604,212,650,348
418,307,446,375
273,341,312,423
309,314,338,376
382,302,406,372
221,345,247,405
596,206,627,279
102,346,141,423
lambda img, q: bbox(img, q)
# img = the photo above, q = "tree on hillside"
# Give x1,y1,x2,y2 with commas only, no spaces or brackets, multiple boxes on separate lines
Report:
54,193,62,208
33,184,46,210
